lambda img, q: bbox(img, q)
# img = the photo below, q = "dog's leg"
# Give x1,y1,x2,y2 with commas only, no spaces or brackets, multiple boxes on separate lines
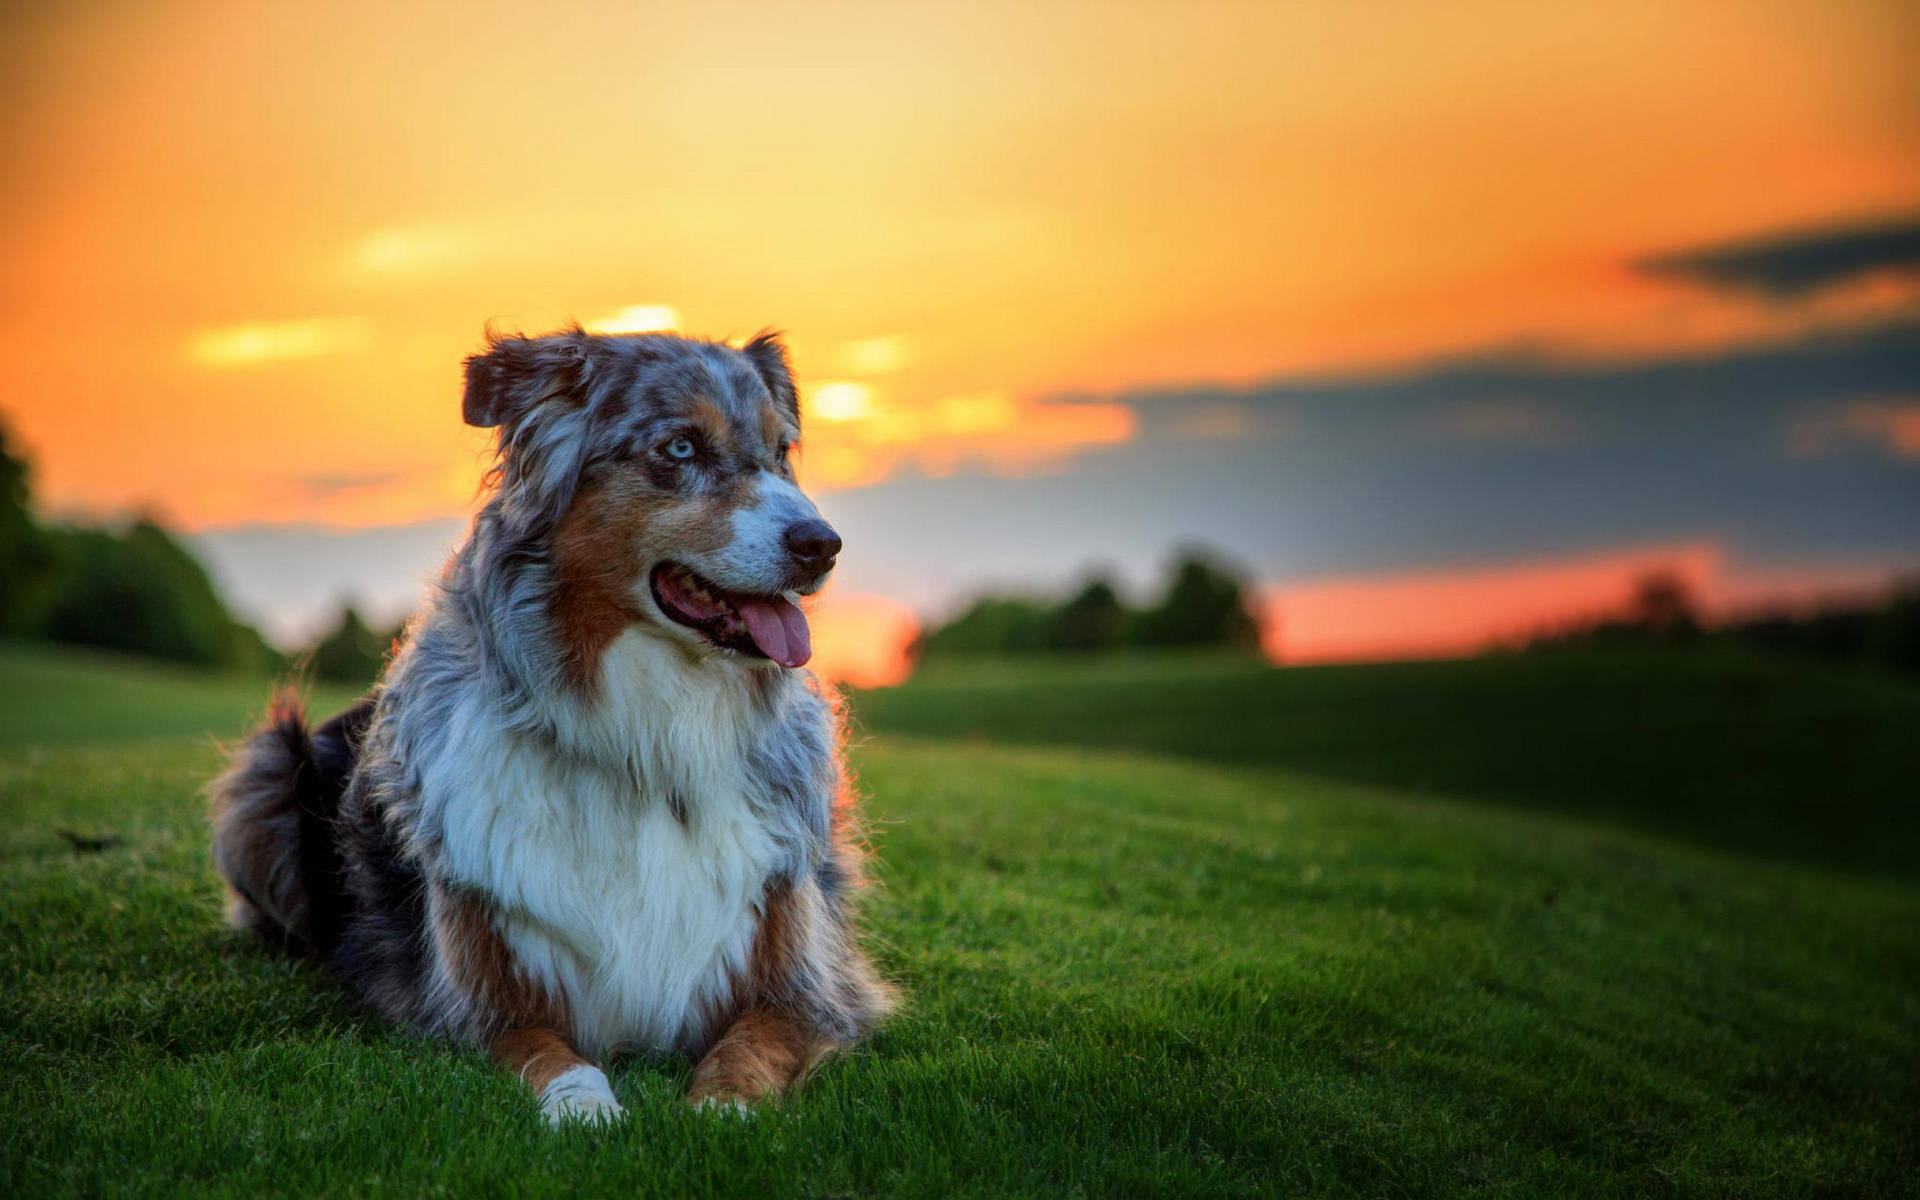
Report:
490,1027,624,1126
686,1010,830,1110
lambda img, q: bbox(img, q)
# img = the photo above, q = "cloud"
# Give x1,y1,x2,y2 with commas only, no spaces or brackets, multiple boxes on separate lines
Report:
1428,398,1582,445
837,336,915,376
808,382,876,422
1844,402,1920,457
1110,316,1920,462
1786,398,1920,459
1636,213,1920,299
585,305,678,334
799,386,1136,491
811,316,1920,615
294,469,405,499
350,226,470,275
188,316,371,367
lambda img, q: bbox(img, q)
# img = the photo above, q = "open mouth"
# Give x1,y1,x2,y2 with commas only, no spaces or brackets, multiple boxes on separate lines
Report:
649,563,812,668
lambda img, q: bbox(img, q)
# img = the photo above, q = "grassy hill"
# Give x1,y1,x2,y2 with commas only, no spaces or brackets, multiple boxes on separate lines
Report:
2,644,1916,1197
854,646,1920,879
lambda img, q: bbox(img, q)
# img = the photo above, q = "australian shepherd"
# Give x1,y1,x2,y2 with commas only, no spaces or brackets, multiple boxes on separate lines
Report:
208,328,894,1124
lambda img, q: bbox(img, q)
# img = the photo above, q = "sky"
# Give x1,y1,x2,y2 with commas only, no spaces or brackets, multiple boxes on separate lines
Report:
3,0,1916,683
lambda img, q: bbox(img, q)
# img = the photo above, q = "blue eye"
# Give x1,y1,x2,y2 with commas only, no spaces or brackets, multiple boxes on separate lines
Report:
664,436,697,460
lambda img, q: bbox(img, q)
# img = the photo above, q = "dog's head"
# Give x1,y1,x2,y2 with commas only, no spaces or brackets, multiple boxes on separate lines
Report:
463,327,835,672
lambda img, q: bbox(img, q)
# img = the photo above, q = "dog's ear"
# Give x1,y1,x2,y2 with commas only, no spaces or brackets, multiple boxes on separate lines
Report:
741,330,799,424
462,331,589,429
462,353,507,427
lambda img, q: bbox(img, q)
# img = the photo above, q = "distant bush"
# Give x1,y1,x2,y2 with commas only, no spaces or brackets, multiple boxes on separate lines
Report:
1050,580,1127,650
918,548,1262,658
1129,554,1262,649
917,595,1055,656
304,605,403,685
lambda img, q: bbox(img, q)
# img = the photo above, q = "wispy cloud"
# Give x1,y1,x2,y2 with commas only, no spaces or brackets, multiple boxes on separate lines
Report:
1109,316,1920,463
188,317,371,367
837,335,915,376
1429,399,1582,445
799,386,1135,491
349,226,470,275
293,470,406,499
1786,398,1920,460
1637,213,1920,300
585,305,678,334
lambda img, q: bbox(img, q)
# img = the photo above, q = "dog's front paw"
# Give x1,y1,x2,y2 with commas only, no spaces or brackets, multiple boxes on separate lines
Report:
690,1092,755,1118
539,1064,625,1128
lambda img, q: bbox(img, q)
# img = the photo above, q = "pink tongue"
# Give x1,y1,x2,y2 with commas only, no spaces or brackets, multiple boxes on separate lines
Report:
736,595,812,668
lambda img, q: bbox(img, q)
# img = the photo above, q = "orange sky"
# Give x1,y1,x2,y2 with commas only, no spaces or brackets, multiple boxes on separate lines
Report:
1262,543,1900,666
2,1,1917,681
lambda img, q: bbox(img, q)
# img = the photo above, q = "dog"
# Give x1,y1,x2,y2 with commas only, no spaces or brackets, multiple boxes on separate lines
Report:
208,327,894,1124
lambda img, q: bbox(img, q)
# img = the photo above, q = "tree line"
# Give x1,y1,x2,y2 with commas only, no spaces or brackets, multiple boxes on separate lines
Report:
1,422,281,672
915,551,1262,658
2,420,413,682
1524,571,1920,675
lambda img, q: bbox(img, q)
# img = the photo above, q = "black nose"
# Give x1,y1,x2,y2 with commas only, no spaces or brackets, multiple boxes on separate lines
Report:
782,519,842,574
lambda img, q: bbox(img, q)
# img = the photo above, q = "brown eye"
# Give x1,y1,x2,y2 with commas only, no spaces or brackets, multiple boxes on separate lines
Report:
776,440,793,464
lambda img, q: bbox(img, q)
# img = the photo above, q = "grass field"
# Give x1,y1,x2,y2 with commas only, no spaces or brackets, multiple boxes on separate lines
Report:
2,642,1917,1197
854,647,1920,879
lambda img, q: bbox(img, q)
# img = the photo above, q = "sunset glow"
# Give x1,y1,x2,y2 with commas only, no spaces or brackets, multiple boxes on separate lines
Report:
1262,545,1900,666
807,383,875,424
3,0,1915,658
585,305,680,336
803,592,922,690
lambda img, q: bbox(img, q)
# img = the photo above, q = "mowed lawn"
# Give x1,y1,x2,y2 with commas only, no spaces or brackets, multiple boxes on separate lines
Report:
2,644,1917,1197
853,646,1920,880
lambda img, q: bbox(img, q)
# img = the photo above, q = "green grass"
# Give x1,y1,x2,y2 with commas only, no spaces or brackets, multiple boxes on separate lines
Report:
3,645,1917,1196
0,641,365,751
853,647,1920,879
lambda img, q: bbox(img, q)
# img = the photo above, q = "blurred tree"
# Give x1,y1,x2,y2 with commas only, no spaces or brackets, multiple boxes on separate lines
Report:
1866,580,1920,675
1627,571,1701,637
306,604,400,684
40,518,277,669
916,596,1053,657
0,421,60,634
917,547,1265,658
1131,551,1261,649
1047,578,1126,650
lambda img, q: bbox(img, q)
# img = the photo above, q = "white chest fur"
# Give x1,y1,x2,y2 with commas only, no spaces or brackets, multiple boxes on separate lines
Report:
423,630,784,1057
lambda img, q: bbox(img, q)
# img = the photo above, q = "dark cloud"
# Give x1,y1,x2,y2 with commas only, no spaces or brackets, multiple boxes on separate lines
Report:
1114,316,1920,454
821,319,1920,607
1635,213,1920,299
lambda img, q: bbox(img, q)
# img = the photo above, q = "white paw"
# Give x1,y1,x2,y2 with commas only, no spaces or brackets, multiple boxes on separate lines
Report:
539,1064,625,1128
692,1094,755,1118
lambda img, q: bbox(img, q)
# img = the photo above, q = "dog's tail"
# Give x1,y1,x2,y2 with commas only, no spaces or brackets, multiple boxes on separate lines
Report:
208,691,372,956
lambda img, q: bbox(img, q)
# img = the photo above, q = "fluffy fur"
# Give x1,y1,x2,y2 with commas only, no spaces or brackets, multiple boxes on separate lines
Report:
209,328,893,1124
